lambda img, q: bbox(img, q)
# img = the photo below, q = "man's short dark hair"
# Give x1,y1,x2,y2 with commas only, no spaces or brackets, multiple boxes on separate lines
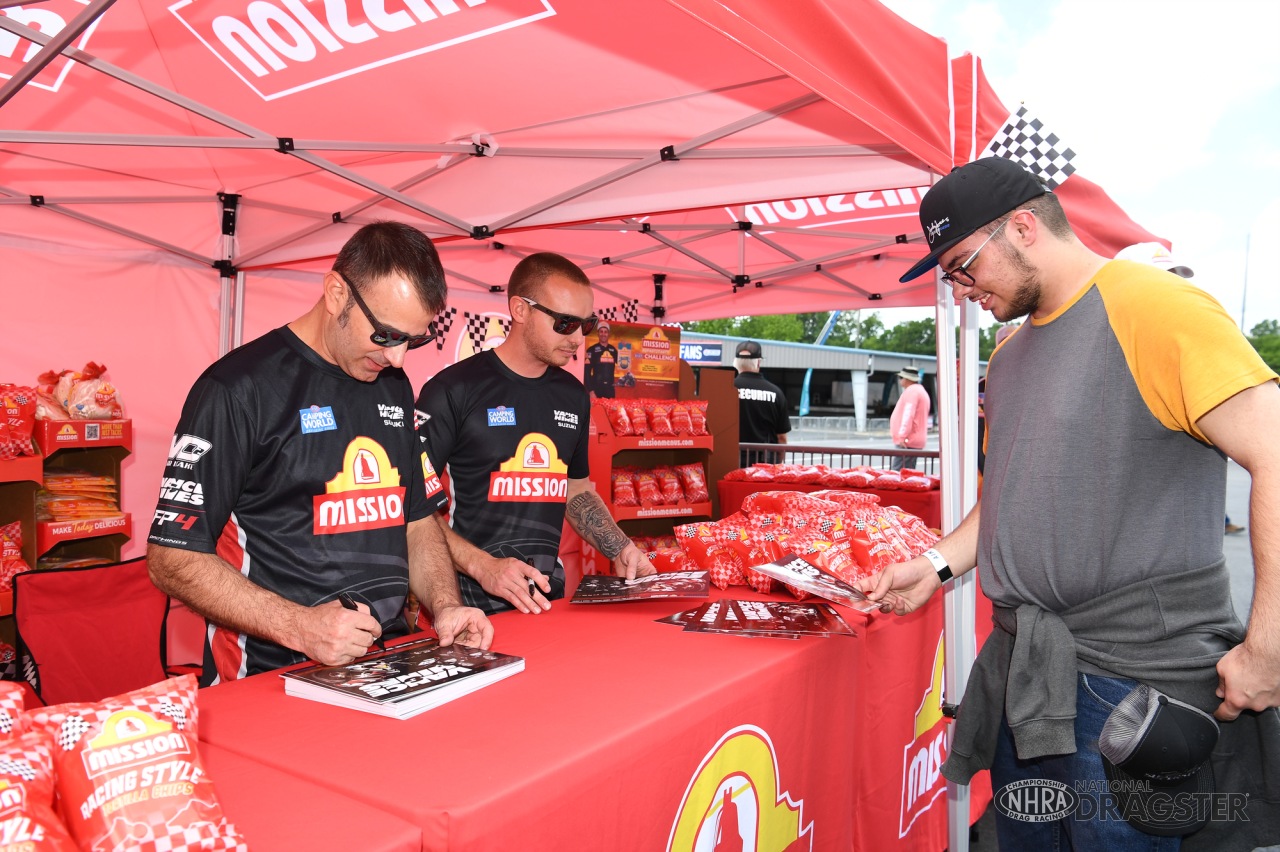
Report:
508,252,591,301
333,221,447,315
1007,192,1072,241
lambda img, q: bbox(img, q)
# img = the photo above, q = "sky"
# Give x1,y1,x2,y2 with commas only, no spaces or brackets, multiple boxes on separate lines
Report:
878,0,1280,334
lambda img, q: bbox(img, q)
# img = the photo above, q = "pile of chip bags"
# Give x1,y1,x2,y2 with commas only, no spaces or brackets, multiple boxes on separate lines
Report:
610,463,710,507
724,462,939,492
672,489,938,596
36,364,124,421
598,398,709,437
0,676,246,851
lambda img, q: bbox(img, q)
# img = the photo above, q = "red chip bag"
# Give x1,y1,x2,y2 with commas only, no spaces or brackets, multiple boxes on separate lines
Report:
652,467,684,504
646,547,693,573
611,470,639,507
25,676,247,852
626,401,648,436
670,404,693,435
633,471,662,507
603,400,632,436
689,400,710,436
646,402,674,436
0,386,38,461
0,681,27,740
674,463,710,503
0,730,78,850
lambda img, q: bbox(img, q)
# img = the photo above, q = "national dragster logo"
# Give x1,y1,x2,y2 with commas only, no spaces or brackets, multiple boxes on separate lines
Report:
314,437,405,533
488,433,568,502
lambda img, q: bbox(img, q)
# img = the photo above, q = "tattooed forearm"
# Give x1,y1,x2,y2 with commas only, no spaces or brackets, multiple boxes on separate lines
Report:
566,491,630,559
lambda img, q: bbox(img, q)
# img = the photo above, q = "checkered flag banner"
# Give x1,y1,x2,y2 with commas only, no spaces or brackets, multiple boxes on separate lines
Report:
433,306,459,351
983,105,1076,189
598,299,640,324
463,311,511,353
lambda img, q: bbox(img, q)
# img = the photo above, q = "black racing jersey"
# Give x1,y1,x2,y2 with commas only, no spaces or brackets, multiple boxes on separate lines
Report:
415,350,591,614
584,342,618,398
148,327,442,684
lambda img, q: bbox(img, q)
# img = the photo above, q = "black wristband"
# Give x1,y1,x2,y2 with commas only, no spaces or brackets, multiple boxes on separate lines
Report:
922,548,953,583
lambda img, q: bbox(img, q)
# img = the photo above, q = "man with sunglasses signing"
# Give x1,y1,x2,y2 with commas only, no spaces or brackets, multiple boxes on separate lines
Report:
148,222,493,684
415,252,655,615
860,157,1280,849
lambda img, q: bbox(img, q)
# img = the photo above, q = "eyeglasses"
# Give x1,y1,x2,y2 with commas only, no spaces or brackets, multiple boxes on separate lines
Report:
519,296,599,336
341,274,437,349
940,213,1020,289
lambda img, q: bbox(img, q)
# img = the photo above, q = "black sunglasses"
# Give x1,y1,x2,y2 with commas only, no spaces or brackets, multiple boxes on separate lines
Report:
342,275,437,349
519,296,598,336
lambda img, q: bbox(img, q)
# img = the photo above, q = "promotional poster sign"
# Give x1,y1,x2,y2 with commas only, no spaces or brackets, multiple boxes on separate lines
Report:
583,321,680,400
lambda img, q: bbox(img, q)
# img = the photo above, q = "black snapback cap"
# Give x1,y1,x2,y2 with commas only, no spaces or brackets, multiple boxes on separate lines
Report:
900,157,1049,283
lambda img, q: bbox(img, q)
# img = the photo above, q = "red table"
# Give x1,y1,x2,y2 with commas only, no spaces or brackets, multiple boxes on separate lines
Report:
718,480,942,529
197,587,989,851
202,742,422,851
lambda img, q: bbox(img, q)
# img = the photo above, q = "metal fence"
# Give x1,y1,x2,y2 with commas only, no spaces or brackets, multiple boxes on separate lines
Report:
737,443,940,475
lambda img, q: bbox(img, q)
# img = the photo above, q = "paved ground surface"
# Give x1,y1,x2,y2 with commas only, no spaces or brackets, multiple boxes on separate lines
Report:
784,426,1258,851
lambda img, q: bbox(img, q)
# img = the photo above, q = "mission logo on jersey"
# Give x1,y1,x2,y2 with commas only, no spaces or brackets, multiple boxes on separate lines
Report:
489,433,569,502
313,437,406,534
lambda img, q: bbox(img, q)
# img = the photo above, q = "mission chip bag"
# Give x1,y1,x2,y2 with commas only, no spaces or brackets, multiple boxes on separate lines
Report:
25,676,246,852
0,730,78,851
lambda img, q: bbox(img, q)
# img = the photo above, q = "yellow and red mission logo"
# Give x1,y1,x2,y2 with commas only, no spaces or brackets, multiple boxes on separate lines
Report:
899,632,949,838
81,710,188,780
488,433,567,502
314,438,406,534
668,726,811,852
0,780,24,814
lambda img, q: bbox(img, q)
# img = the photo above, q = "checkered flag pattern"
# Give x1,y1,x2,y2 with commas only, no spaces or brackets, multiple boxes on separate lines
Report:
59,715,90,751
464,311,511,353
0,710,14,735
433,306,459,351
983,106,1076,189
0,756,36,782
598,300,640,324
157,699,188,730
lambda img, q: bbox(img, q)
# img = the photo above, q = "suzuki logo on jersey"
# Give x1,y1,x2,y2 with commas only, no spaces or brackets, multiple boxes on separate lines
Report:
489,433,568,502
300,404,338,434
487,406,516,427
378,404,405,427
153,509,199,531
313,437,406,534
899,632,950,838
167,434,212,468
553,409,578,428
158,477,204,506
168,0,556,101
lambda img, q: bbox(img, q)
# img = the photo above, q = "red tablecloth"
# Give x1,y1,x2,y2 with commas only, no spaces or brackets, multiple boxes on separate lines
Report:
202,742,422,851
198,587,989,851
717,480,942,529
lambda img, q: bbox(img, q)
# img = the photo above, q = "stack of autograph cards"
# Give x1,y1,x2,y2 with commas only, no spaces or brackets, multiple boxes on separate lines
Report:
658,598,855,639
571,570,710,603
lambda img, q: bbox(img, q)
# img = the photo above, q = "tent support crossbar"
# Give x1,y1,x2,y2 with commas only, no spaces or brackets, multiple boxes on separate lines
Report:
28,201,211,265
488,93,822,233
0,0,115,109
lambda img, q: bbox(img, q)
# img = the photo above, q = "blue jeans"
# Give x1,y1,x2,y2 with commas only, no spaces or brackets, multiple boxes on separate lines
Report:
990,673,1182,852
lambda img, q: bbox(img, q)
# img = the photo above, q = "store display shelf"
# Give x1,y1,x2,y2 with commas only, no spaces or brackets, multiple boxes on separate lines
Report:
36,513,131,555
33,419,132,453
0,454,42,484
610,502,712,521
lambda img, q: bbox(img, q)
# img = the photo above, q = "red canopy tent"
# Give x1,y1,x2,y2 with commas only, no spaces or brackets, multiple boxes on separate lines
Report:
1,3,1161,848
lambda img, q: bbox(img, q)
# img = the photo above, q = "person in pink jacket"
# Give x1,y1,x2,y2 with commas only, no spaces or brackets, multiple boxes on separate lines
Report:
889,366,930,470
